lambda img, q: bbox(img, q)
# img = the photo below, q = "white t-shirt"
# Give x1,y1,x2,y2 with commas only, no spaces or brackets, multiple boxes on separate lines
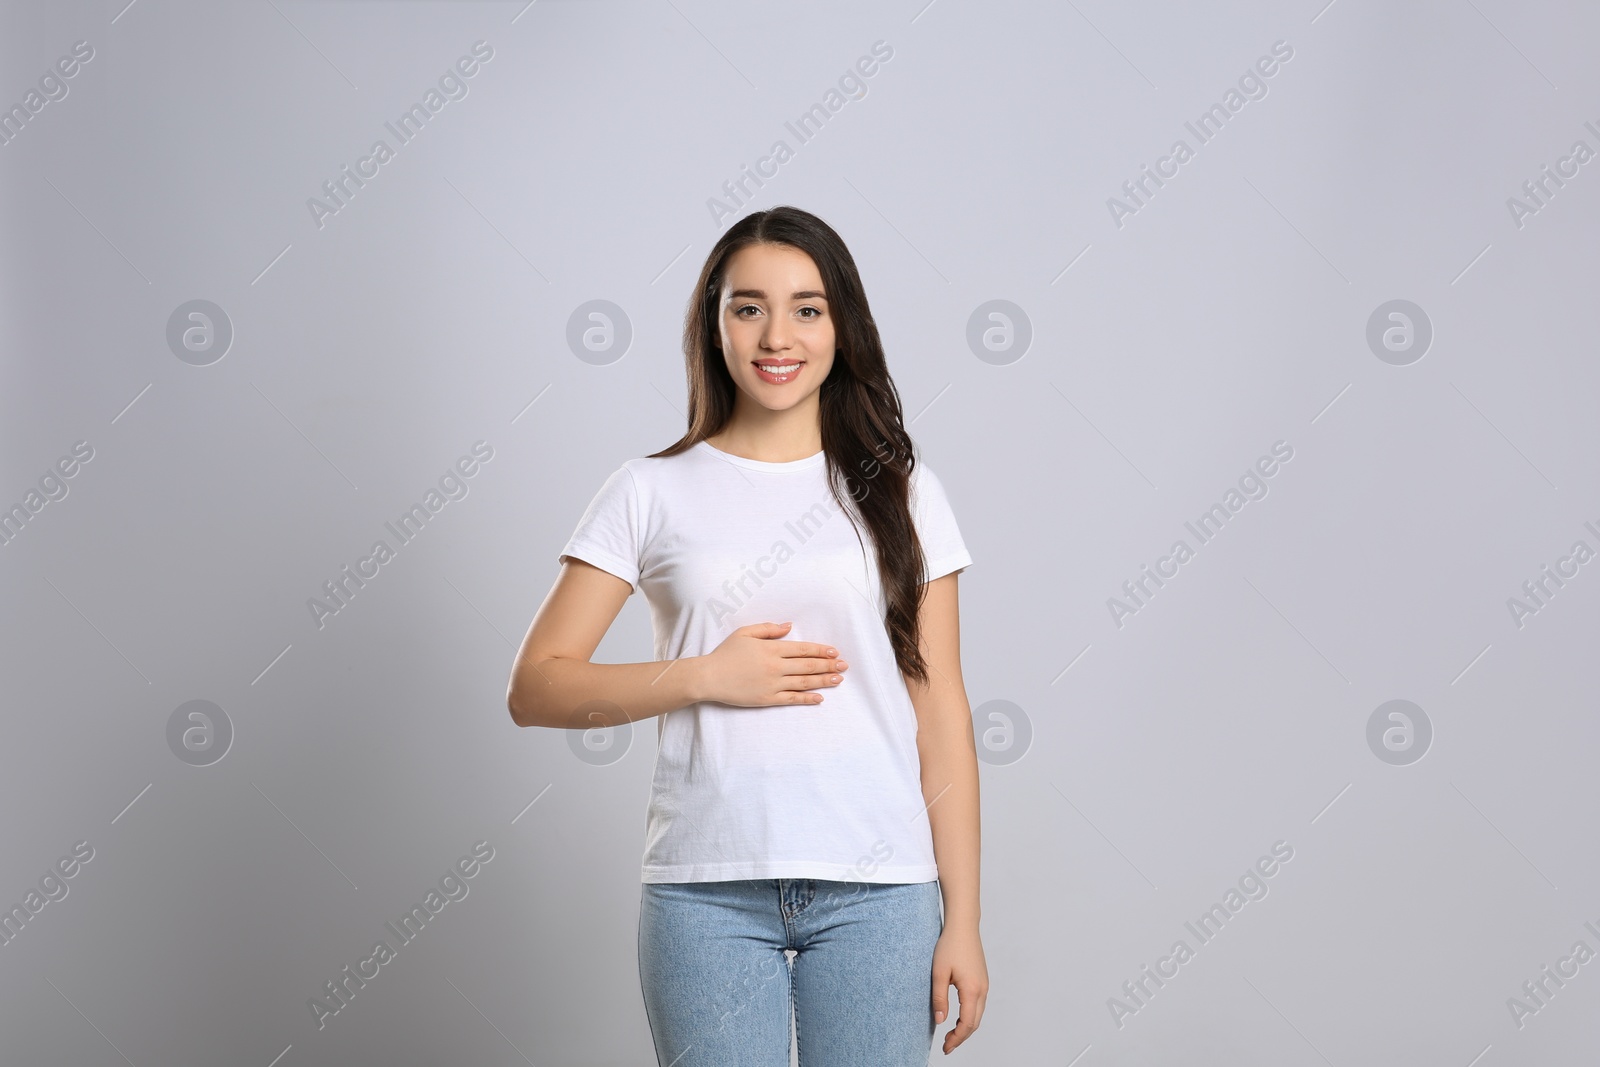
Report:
557,439,973,884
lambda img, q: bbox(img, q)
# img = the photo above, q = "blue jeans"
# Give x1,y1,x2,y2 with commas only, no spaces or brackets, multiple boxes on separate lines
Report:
638,878,944,1066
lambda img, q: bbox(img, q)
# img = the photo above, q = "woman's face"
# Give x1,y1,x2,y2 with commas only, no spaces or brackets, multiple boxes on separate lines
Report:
714,242,836,412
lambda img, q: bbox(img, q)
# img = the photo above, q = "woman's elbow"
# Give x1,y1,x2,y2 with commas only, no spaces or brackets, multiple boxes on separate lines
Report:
507,670,550,729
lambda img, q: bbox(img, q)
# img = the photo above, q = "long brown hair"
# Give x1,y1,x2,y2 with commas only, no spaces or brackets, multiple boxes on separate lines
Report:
647,206,934,686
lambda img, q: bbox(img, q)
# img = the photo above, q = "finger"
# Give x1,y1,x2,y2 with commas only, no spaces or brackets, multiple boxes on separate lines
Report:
777,670,841,692
943,1010,976,1053
776,640,837,658
806,652,844,675
735,622,789,642
953,977,986,1025
968,986,987,1030
788,656,845,677
769,651,845,675
930,967,950,1025
773,659,840,683
944,982,984,1049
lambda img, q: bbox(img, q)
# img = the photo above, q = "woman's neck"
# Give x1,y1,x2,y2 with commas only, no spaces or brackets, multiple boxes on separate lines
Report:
707,410,823,464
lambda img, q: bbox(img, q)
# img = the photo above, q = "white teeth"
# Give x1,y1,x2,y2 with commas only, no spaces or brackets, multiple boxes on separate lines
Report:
756,363,800,374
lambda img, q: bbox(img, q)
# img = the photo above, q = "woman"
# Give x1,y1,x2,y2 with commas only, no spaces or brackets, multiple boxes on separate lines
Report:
507,205,987,1064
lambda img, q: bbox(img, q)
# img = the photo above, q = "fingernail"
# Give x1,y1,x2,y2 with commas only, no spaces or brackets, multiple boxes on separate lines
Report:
935,1010,944,1022
826,647,837,656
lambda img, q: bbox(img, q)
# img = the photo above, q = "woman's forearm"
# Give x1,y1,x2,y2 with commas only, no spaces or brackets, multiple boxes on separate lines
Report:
918,714,982,927
508,654,706,730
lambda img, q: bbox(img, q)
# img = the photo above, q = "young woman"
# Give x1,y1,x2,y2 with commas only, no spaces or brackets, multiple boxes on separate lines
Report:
507,205,987,1065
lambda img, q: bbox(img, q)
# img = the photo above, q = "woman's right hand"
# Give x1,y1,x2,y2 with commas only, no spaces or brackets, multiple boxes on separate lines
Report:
693,621,847,707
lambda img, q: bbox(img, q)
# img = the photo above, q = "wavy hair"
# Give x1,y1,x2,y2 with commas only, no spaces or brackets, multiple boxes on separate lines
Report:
646,206,934,686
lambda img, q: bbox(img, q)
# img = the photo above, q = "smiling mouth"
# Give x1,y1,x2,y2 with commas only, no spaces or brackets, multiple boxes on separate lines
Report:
753,361,804,382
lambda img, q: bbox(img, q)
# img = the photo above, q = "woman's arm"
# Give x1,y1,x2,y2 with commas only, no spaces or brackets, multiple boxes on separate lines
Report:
508,558,706,729
905,571,989,1054
509,559,845,729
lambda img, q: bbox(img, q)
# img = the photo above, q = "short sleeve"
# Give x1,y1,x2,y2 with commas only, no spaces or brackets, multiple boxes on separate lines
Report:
911,462,972,583
557,466,642,592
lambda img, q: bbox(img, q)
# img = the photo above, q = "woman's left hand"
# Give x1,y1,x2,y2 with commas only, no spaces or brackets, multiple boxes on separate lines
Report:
930,921,988,1055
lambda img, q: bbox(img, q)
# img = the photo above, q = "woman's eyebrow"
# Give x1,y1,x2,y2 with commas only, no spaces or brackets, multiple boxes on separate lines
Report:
727,289,828,301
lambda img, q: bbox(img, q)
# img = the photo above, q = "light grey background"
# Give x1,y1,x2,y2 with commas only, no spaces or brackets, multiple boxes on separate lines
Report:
2,1,1597,1064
